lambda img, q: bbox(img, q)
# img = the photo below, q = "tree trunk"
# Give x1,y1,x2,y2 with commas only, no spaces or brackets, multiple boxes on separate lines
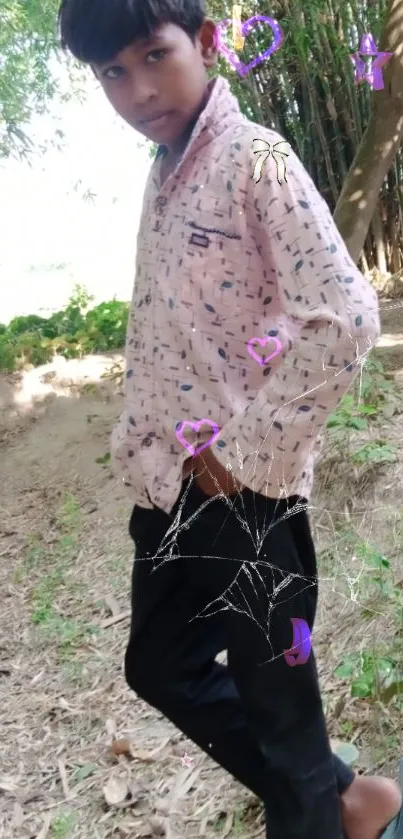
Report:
333,0,403,263
371,207,388,275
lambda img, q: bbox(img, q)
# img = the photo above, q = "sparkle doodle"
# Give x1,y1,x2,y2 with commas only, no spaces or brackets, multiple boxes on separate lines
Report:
175,419,220,457
350,33,393,91
247,335,282,366
214,15,285,78
283,618,312,667
252,138,290,185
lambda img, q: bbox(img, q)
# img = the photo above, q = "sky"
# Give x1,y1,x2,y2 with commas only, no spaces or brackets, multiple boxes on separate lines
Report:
0,65,152,326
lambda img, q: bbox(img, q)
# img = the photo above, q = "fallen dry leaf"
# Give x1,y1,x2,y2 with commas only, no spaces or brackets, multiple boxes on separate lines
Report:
103,776,130,807
106,717,117,738
111,738,133,759
0,776,19,794
220,811,234,838
35,813,52,839
149,815,169,837
100,610,131,628
103,594,121,616
103,776,146,811
12,801,24,828
111,738,160,763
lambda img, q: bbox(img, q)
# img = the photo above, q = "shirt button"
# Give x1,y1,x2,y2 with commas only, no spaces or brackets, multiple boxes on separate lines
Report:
142,437,153,448
155,196,167,216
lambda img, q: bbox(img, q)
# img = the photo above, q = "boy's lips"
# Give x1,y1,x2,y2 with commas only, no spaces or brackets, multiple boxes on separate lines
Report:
139,110,173,129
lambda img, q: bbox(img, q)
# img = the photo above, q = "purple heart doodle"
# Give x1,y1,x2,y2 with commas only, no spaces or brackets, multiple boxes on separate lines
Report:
214,15,285,78
247,335,282,366
175,419,220,457
283,618,312,667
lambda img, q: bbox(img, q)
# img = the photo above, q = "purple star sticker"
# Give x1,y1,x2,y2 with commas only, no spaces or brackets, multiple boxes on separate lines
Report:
350,33,393,91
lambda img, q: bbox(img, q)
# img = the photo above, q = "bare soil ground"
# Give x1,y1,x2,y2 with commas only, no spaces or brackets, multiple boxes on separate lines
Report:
1,300,403,839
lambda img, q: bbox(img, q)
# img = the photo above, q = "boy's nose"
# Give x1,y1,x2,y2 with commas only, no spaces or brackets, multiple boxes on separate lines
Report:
129,76,158,111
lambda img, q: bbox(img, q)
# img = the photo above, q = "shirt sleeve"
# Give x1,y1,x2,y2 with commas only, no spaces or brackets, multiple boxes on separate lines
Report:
212,140,381,494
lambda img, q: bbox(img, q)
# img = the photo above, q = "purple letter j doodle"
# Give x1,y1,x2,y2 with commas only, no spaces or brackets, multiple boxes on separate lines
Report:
283,618,312,667
214,15,285,78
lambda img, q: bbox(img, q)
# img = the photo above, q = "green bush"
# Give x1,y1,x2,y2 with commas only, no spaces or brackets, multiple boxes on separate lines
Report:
0,285,129,373
8,314,51,336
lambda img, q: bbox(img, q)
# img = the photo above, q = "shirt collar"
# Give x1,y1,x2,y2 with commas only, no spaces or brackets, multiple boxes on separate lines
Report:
155,74,244,165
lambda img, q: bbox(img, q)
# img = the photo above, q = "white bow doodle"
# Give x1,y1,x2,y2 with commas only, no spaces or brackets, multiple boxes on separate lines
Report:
252,138,291,185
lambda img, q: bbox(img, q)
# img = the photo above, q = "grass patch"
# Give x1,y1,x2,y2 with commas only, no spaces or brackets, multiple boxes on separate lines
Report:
16,493,100,663
327,356,403,439
51,811,77,838
322,526,403,704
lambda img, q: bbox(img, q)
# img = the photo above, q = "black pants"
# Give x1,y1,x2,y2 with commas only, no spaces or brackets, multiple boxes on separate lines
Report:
125,477,354,839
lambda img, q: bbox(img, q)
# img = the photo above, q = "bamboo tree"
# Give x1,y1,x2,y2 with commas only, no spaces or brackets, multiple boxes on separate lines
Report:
209,0,401,272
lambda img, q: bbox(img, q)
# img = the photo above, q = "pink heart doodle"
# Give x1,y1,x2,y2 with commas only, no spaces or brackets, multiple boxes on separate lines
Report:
175,419,220,457
247,335,282,366
214,15,285,78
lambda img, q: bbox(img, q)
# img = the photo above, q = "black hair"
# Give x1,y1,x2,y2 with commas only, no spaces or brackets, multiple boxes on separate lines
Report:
58,0,206,64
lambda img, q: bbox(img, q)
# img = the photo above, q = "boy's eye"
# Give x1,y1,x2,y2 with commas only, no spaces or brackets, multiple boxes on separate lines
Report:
146,49,166,64
102,66,125,80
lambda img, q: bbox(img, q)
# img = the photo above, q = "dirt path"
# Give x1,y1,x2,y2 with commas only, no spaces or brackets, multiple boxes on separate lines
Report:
1,302,403,839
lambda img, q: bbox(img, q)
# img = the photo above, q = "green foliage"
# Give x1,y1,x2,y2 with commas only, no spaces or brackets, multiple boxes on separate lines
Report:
350,441,398,466
1,0,59,157
335,651,397,700
325,356,403,469
73,763,98,782
51,811,77,839
0,0,86,158
327,393,373,432
0,284,129,372
330,531,403,702
95,452,111,467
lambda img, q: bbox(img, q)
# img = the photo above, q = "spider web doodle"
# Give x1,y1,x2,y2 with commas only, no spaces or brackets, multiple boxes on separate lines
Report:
132,297,403,670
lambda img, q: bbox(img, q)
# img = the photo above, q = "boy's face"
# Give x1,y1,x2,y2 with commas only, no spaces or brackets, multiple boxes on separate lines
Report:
93,20,218,150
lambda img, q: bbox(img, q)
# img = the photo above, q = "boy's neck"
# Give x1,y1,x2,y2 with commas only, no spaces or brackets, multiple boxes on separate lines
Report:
165,83,211,162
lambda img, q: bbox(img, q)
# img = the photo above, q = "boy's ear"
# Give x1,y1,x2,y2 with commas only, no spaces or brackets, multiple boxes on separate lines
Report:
198,18,219,67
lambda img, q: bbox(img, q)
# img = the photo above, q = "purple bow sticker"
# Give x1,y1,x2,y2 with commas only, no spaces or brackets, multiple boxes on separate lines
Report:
175,419,220,457
247,335,282,366
214,15,285,77
283,618,312,667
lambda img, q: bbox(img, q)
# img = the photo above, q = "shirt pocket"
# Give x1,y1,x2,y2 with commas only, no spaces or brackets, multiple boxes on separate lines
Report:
179,218,244,321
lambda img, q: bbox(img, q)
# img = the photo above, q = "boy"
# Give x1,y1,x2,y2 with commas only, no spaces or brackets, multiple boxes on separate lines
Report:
58,2,403,837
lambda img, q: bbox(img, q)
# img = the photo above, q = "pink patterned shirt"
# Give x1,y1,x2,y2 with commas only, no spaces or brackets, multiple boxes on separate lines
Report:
110,75,380,514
